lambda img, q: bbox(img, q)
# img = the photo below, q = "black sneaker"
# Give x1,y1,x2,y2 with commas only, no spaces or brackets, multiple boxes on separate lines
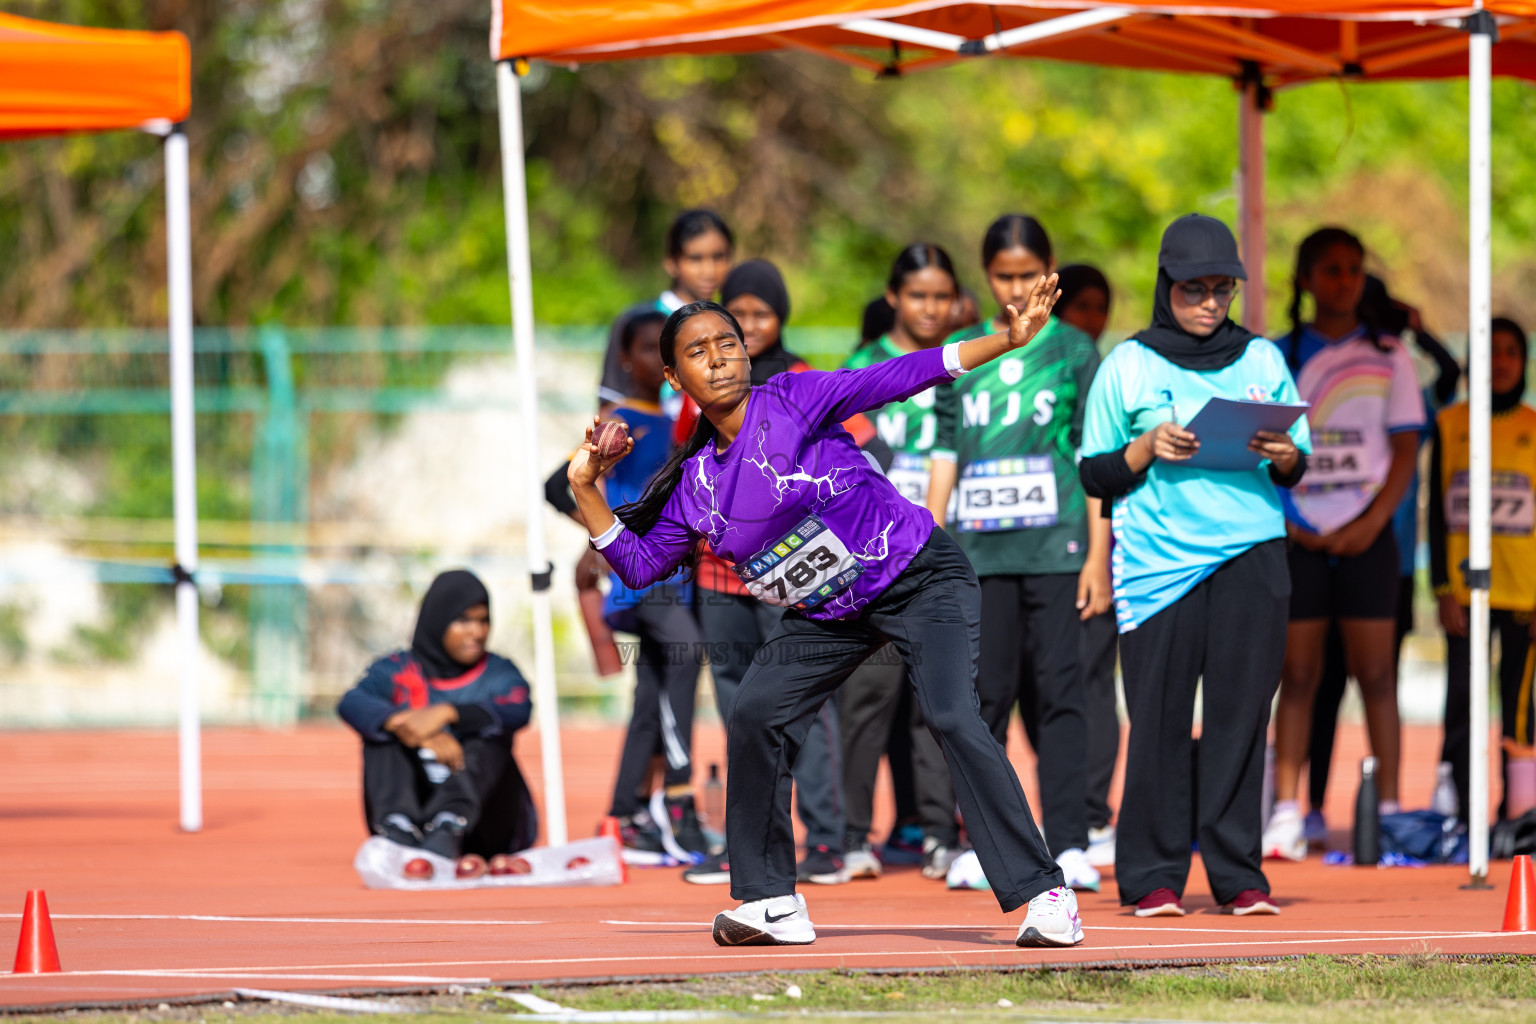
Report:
376,813,424,849
666,794,710,856
421,812,467,859
618,814,665,853
682,850,732,885
797,844,850,885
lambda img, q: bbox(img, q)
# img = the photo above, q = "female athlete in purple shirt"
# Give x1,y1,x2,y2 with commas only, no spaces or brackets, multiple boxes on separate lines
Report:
569,277,1083,949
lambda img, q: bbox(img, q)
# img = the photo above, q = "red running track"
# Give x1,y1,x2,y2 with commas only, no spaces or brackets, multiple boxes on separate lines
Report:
1,723,1531,1010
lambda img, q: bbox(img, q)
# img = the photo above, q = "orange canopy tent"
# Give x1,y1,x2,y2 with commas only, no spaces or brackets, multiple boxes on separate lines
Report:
0,13,189,138
0,13,204,834
488,0,1522,877
491,0,1536,84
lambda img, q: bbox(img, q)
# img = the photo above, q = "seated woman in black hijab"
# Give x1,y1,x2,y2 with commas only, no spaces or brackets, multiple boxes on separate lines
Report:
338,569,537,879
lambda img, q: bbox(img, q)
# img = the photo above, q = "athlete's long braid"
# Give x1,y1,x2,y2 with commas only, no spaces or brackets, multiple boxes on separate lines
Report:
611,301,747,575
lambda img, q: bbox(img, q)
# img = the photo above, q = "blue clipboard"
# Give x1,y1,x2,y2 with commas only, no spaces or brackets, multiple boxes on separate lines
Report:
1180,398,1309,471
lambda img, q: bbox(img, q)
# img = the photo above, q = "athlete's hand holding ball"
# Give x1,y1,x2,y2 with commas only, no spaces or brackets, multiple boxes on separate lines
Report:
569,417,633,488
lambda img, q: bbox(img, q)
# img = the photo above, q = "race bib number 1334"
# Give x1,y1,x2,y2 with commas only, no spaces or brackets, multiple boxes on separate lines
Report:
956,456,1059,533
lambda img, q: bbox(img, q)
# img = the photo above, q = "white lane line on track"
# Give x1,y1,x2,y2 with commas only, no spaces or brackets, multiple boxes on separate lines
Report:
599,920,1493,937
9,931,1502,980
0,915,545,926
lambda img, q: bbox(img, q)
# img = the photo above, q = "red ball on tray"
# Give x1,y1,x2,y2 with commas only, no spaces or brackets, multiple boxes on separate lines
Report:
456,854,488,880
591,420,630,460
402,857,434,880
490,854,533,876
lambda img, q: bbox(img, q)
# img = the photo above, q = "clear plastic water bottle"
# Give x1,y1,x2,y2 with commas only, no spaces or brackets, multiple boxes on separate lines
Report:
1431,761,1459,818
703,763,725,833
1353,756,1380,867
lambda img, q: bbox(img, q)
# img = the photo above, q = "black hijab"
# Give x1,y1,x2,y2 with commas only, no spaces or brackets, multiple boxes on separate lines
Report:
1137,214,1255,372
1493,317,1530,414
411,569,490,679
721,259,799,383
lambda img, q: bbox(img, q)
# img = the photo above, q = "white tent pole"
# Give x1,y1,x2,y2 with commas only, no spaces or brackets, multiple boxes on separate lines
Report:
1465,11,1494,887
496,58,568,846
1237,66,1267,337
165,127,202,834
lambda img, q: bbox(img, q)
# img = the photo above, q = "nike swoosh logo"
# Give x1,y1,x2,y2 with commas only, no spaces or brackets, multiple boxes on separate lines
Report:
764,910,797,924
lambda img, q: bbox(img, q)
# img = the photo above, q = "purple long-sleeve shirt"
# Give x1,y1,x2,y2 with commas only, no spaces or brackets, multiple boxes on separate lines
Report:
593,345,963,620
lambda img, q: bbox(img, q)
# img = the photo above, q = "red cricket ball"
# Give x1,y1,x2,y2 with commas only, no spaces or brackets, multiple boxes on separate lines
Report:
591,420,629,460
402,857,433,880
490,855,533,876
456,854,488,880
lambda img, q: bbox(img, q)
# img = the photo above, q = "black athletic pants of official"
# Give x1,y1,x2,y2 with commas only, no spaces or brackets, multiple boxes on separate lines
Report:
840,651,958,847
610,584,702,818
697,590,845,851
362,736,536,857
1442,607,1536,823
1116,540,1287,906
978,573,1089,857
726,527,1062,912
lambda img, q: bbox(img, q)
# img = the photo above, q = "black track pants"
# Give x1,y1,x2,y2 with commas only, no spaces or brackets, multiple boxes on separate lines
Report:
977,573,1089,856
1441,606,1536,822
362,736,536,856
726,528,1062,912
1116,540,1287,906
839,652,957,847
1080,610,1121,831
609,585,702,817
697,589,846,850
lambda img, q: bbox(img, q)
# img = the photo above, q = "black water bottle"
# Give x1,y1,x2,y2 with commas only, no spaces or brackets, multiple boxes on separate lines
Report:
1353,756,1380,866
703,763,725,836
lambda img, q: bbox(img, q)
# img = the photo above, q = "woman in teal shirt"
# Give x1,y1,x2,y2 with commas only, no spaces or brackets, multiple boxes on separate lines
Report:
1079,215,1308,919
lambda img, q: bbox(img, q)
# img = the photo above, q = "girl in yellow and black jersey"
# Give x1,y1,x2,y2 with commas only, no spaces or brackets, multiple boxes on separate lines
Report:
1430,317,1536,822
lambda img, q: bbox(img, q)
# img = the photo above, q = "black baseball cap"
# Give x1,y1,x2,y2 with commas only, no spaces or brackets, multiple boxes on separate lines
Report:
1158,214,1247,281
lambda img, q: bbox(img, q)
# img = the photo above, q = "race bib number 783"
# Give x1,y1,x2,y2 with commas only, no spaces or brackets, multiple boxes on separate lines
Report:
733,516,865,611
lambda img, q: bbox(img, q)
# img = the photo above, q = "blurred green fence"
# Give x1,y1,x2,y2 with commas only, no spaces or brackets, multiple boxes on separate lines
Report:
0,325,862,729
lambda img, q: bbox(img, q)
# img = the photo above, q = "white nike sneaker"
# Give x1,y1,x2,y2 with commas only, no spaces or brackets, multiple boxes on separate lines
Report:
712,893,816,946
1086,825,1116,867
1261,805,1307,862
1055,846,1101,892
1016,886,1084,947
843,845,883,879
945,849,991,891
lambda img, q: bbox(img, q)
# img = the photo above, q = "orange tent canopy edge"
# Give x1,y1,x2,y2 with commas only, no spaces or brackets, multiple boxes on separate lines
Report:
490,0,1536,83
0,12,190,140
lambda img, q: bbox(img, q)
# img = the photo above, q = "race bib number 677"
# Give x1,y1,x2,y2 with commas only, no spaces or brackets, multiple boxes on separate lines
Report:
1448,470,1535,536
733,516,865,611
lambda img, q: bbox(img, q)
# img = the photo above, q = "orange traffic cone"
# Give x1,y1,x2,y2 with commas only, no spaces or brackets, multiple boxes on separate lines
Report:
599,816,628,883
12,890,61,973
1501,854,1536,932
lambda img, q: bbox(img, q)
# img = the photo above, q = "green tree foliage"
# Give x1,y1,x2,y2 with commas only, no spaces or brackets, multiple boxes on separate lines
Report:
1,1,1533,336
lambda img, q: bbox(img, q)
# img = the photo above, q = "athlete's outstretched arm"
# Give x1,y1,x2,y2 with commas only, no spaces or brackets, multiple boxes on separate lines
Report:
954,272,1060,371
799,273,1062,429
